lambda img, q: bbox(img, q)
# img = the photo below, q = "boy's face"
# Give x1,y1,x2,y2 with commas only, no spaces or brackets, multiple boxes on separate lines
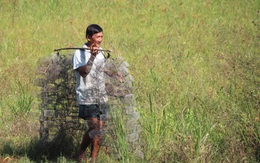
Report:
87,32,103,48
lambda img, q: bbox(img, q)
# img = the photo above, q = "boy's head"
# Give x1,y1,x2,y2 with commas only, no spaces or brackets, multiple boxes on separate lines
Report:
86,24,103,38
86,24,103,48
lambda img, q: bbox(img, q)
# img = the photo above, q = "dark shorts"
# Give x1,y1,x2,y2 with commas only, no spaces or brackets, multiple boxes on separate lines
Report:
78,104,107,120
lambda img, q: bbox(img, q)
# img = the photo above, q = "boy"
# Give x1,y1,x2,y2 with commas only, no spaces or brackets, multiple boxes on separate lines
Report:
72,24,108,162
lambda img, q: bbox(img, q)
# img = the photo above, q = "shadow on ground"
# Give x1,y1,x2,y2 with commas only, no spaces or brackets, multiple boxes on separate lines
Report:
1,130,80,162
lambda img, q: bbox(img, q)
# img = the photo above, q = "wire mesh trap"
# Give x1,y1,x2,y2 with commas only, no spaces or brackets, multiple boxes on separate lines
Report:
35,50,143,159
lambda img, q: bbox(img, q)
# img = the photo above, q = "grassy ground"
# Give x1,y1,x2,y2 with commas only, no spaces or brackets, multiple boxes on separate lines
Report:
0,0,259,162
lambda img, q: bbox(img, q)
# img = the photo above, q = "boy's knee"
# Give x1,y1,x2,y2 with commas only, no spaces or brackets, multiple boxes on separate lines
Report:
88,129,103,139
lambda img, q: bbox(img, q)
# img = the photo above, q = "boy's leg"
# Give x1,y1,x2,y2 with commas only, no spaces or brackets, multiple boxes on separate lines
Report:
88,118,104,161
77,129,92,162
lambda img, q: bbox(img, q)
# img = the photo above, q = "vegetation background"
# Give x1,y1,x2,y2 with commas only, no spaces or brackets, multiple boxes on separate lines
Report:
0,0,259,162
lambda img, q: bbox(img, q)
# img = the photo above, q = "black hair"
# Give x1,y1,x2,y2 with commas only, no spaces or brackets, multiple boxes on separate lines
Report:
86,24,103,37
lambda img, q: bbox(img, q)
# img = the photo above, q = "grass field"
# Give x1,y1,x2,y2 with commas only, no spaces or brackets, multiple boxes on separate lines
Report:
0,0,259,162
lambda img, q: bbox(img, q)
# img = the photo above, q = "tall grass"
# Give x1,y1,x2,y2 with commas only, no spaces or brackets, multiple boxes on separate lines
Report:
0,0,259,162
6,81,33,116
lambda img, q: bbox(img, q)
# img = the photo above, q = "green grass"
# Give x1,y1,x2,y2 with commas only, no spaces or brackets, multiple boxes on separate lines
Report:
0,0,259,162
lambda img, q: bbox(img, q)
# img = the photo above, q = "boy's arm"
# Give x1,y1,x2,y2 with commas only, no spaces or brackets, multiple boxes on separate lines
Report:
76,55,96,77
76,43,99,77
104,68,123,82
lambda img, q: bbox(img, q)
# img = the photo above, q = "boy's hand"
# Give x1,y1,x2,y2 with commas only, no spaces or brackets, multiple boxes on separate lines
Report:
90,43,99,56
117,72,123,83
